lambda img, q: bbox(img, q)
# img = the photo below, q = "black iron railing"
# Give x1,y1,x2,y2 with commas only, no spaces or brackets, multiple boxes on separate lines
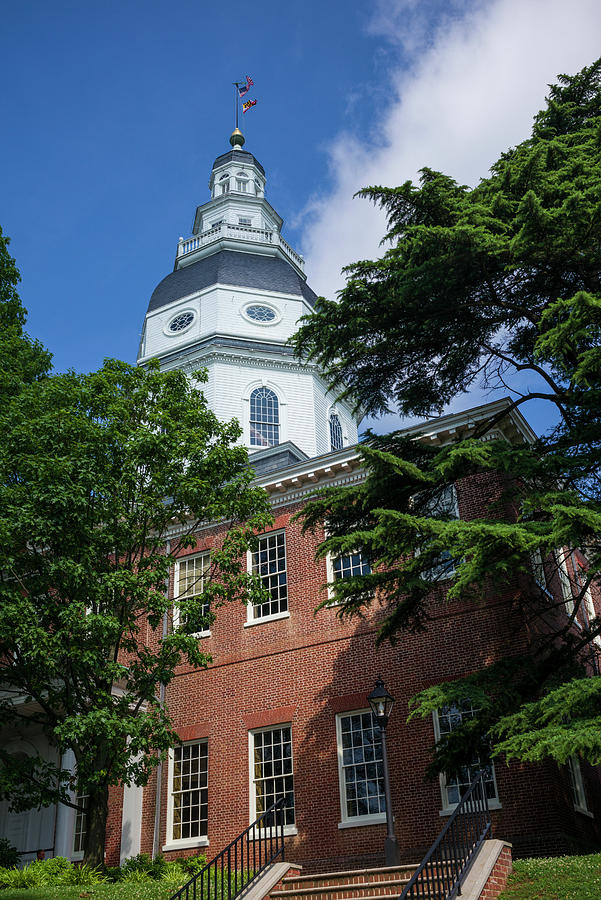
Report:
399,770,492,900
170,797,286,900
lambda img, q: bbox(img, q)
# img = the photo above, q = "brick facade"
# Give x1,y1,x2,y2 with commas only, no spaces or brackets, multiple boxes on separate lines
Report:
120,444,601,873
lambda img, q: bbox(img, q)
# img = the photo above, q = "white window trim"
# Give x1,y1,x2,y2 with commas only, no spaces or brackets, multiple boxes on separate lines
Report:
328,408,346,451
163,742,210,852
417,484,460,583
325,549,371,604
530,548,552,598
432,711,501,816
173,552,212,638
556,550,577,619
243,379,288,449
568,755,592,817
335,710,387,829
248,725,297,837
246,530,288,624
71,793,88,861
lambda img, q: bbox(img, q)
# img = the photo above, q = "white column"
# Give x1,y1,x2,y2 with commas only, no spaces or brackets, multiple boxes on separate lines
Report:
120,780,144,863
54,750,77,859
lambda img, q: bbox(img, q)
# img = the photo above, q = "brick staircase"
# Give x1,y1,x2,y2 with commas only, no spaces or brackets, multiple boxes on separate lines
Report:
270,864,420,900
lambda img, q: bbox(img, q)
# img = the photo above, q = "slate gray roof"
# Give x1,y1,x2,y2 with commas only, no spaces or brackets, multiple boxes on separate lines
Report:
147,250,318,314
212,150,265,176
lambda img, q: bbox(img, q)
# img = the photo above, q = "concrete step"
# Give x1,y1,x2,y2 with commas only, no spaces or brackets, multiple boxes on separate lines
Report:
273,865,420,900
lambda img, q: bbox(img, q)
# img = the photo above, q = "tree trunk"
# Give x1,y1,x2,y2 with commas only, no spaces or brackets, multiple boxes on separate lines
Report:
82,783,109,868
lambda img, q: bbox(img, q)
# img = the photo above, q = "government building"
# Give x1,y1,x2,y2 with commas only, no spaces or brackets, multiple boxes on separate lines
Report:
2,129,600,878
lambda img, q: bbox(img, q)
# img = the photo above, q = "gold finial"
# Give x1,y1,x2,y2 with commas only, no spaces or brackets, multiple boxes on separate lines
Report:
230,127,245,149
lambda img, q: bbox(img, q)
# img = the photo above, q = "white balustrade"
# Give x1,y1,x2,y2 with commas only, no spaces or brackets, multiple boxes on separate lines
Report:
177,223,304,271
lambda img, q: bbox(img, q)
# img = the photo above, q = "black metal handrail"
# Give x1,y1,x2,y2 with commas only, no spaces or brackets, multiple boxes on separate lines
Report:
399,770,492,900
170,797,287,900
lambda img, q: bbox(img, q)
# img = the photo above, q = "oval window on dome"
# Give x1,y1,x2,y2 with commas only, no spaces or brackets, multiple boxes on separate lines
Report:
167,311,195,333
244,304,278,324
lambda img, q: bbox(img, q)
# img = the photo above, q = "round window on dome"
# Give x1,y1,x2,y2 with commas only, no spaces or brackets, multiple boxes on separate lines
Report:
244,304,278,324
167,311,195,334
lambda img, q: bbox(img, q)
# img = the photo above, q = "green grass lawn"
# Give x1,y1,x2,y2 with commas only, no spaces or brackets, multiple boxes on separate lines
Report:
499,853,601,900
0,884,182,899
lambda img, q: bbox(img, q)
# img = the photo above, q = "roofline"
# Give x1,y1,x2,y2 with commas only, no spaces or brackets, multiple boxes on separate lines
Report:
254,397,537,502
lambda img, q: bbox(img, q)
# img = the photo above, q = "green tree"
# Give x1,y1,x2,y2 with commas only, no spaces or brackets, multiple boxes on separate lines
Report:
0,350,271,863
0,226,52,395
293,61,601,776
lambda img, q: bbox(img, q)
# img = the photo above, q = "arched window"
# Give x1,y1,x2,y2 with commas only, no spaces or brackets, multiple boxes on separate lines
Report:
329,412,343,451
219,173,230,195
250,387,279,447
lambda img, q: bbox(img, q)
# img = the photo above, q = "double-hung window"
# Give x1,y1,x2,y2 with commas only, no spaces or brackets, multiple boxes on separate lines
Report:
168,741,208,846
419,484,459,582
249,725,295,829
326,549,371,604
433,701,499,813
567,755,589,814
249,531,288,622
573,559,601,646
336,711,386,826
72,793,88,859
174,553,212,637
556,549,576,617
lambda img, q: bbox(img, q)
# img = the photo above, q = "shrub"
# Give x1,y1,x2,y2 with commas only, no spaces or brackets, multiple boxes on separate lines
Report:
121,868,151,882
58,863,105,885
104,865,124,882
184,853,208,875
0,866,44,889
0,838,20,869
160,861,187,885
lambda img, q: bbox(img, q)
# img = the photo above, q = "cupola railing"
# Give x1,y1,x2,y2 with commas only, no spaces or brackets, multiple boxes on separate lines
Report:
177,225,305,272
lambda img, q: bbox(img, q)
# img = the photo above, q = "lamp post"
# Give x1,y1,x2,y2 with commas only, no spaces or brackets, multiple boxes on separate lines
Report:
368,676,401,866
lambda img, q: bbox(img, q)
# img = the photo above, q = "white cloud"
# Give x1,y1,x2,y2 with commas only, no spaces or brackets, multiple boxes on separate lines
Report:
300,0,601,435
302,0,601,301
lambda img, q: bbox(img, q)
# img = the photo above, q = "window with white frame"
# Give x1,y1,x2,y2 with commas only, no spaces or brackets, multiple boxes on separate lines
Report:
573,558,601,646
219,174,230,194
236,178,248,192
174,553,212,636
336,711,385,824
239,217,252,226
169,741,208,843
329,412,343,451
567,754,588,813
72,793,88,857
249,531,287,621
419,484,459,582
530,548,549,593
556,550,576,616
326,547,371,604
250,725,295,827
249,387,280,447
433,701,499,811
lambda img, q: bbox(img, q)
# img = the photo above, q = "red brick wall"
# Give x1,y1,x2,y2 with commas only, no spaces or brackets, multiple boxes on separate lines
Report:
479,845,512,900
121,475,601,871
104,783,124,866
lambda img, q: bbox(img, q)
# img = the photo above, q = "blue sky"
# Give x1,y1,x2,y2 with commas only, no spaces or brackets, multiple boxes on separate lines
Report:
2,0,600,435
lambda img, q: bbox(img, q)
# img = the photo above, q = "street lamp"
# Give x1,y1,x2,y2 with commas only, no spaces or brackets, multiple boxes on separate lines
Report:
368,676,401,866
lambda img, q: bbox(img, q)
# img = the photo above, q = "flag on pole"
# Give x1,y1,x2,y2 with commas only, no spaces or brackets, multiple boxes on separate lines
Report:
242,98,257,113
238,75,254,97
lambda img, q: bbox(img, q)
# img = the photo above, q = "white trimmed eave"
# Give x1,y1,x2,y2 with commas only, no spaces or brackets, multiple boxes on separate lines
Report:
163,397,537,534
399,397,538,446
254,397,537,506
